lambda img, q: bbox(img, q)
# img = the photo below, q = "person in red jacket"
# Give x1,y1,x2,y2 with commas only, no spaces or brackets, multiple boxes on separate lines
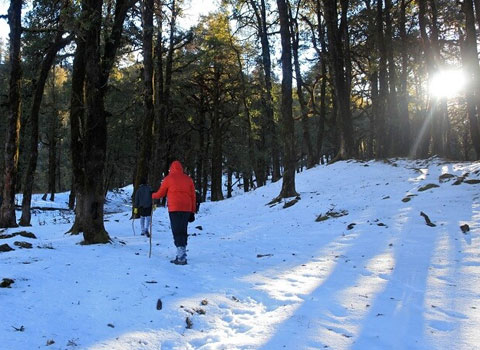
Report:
152,160,196,265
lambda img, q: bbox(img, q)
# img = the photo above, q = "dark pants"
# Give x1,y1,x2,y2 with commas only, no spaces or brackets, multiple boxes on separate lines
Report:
169,211,190,247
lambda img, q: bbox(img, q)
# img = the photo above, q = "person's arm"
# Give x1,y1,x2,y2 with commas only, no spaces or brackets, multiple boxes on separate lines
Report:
152,178,169,199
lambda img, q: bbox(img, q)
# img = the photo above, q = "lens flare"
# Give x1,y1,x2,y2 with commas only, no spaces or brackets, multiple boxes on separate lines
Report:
429,69,466,98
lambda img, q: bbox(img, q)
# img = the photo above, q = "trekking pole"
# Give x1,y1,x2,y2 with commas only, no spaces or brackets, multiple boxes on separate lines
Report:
149,206,154,258
132,214,136,236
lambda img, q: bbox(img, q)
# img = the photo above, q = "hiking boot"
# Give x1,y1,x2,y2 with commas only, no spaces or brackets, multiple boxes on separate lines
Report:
177,246,187,260
170,257,187,265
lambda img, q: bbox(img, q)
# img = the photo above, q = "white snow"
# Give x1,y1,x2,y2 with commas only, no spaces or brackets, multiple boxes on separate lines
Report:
1,158,480,350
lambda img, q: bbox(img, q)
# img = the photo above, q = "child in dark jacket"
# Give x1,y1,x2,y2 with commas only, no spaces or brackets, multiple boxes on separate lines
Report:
134,178,153,237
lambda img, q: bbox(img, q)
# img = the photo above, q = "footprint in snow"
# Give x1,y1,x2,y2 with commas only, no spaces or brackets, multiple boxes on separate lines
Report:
429,320,456,332
433,306,468,320
328,304,348,317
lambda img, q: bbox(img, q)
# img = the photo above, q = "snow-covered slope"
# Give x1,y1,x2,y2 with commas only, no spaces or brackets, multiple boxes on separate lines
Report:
1,158,479,350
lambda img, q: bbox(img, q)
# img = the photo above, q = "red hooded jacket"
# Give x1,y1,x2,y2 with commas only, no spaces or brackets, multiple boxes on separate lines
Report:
152,161,196,213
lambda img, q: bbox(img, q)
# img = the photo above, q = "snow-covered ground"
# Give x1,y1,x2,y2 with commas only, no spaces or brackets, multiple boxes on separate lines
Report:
1,158,479,350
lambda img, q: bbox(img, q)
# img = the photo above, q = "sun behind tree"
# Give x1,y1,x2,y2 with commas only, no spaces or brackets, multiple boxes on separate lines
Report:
429,69,466,99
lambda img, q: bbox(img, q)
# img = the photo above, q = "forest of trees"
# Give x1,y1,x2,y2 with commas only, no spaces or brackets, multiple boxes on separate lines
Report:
0,0,479,243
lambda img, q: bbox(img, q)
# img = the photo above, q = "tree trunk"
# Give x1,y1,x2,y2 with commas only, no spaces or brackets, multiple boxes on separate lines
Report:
305,1,328,164
317,5,328,164
227,167,233,198
323,0,355,161
47,74,58,201
398,0,410,156
194,99,207,197
0,0,22,228
57,142,62,192
69,0,132,242
291,12,314,169
254,129,267,186
461,0,480,158
233,43,255,191
277,0,298,199
68,173,76,210
81,0,110,244
317,66,327,162
153,0,179,186
261,0,280,182
68,32,87,235
202,133,210,202
416,0,437,158
153,1,164,187
340,0,352,94
249,0,280,182
19,30,71,226
428,0,448,157
370,70,379,158
362,0,376,158
384,0,401,156
375,0,388,158
210,64,224,201
134,0,155,204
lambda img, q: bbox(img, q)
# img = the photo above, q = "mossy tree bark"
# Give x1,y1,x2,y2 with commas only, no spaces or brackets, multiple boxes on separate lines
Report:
69,0,132,243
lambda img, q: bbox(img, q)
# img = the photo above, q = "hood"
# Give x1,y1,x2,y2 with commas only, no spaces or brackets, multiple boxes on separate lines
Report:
169,160,184,174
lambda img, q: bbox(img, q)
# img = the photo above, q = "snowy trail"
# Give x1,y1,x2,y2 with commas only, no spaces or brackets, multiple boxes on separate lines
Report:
1,158,479,350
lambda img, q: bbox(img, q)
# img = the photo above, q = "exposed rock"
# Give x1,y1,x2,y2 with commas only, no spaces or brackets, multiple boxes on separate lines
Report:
420,211,436,227
186,317,193,329
0,244,14,252
464,179,480,185
418,183,440,192
14,241,33,249
283,196,301,209
0,231,36,240
439,173,455,183
194,307,206,315
17,231,37,239
453,173,469,185
460,224,470,233
0,278,14,288
402,194,417,202
315,214,330,222
316,208,349,222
